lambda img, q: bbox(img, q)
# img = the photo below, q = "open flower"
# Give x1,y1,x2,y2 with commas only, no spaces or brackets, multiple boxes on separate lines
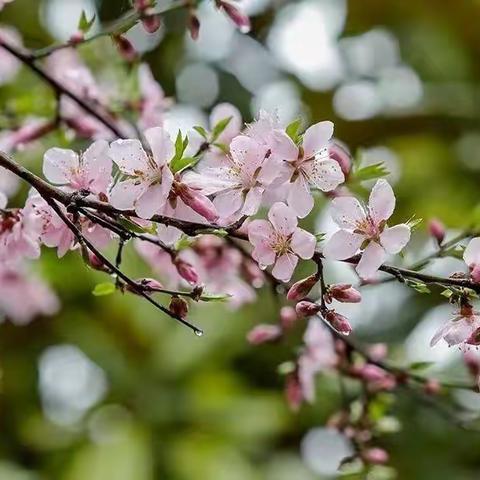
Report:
431,304,480,348
273,121,345,218
248,202,316,282
43,140,111,196
464,238,480,283
109,127,174,219
323,179,411,279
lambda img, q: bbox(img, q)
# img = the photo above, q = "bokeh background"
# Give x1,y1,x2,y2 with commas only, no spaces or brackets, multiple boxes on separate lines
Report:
2,0,480,478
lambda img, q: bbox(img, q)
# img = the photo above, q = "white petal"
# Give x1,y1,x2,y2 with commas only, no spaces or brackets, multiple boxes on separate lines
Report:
356,241,386,280
380,224,411,254
330,196,366,229
464,238,480,267
0,191,7,209
302,121,334,159
109,179,147,210
135,183,168,219
291,228,316,259
145,127,175,167
271,131,298,162
109,139,149,174
323,230,365,260
268,202,298,236
272,253,298,282
368,179,395,224
43,148,79,184
303,157,344,192
287,175,314,219
242,186,264,216
213,188,244,218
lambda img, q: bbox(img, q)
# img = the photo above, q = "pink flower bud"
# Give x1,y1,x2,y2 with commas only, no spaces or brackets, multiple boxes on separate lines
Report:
367,343,388,361
280,306,297,330
87,252,109,272
174,259,199,285
113,35,137,62
329,141,351,177
464,351,480,377
285,373,303,411
327,283,361,303
142,15,161,33
247,324,282,345
295,301,321,318
470,264,480,283
188,12,200,40
423,378,441,395
69,31,84,45
362,448,389,465
216,1,251,33
354,364,386,382
176,184,219,222
169,296,189,318
428,218,445,245
325,310,352,335
287,274,318,301
138,277,164,291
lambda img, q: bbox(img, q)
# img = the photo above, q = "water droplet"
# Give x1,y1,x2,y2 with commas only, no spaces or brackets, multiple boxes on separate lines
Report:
194,329,204,337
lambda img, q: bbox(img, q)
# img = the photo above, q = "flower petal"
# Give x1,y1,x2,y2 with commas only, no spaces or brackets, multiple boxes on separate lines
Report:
464,238,480,267
323,230,365,260
303,157,344,192
109,178,148,210
272,253,298,282
444,318,475,346
135,182,169,219
242,185,264,216
330,196,366,229
109,139,149,174
0,191,7,209
302,121,334,159
268,202,298,236
356,241,386,280
81,139,112,192
43,148,79,184
287,175,314,219
380,224,411,254
213,188,244,218
368,179,395,224
291,228,316,259
248,219,274,244
145,126,175,167
230,135,266,176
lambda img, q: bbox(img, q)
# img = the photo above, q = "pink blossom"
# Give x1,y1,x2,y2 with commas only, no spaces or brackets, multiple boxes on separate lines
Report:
362,448,389,465
323,179,411,280
431,304,480,348
326,283,361,304
43,140,111,196
248,202,316,282
280,306,297,330
109,127,174,219
0,26,22,86
273,121,344,218
464,237,480,283
247,324,282,345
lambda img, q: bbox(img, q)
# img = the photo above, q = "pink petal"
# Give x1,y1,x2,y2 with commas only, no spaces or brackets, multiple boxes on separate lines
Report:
368,179,395,224
248,219,274,245
323,230,365,260
330,196,366,229
109,178,148,210
213,188,244,218
271,131,298,161
0,191,7,209
356,241,386,280
81,139,112,192
230,135,266,175
252,241,276,268
303,157,344,192
291,228,316,259
43,148,79,184
380,224,411,254
444,318,475,346
242,186,264,216
272,253,298,282
181,169,234,196
302,121,334,159
464,238,480,267
210,102,242,144
287,175,314,219
145,127,175,168
268,202,298,236
109,139,149,174
135,182,169,219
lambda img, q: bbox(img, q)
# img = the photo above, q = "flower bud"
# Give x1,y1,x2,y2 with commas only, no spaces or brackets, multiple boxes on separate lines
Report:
246,324,282,345
280,306,297,330
464,350,480,377
176,183,219,222
113,35,137,62
353,364,386,382
138,277,164,291
174,258,199,285
287,274,318,301
428,218,445,245
327,283,361,303
285,373,303,411
87,252,110,272
142,14,161,33
367,343,388,361
470,264,480,283
216,1,251,33
329,141,351,177
169,296,189,318
295,301,321,318
362,448,389,465
188,11,200,40
69,31,84,45
423,378,441,395
325,310,352,335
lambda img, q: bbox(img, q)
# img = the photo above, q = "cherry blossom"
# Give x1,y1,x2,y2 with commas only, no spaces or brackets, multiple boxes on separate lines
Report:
248,202,316,281
323,179,411,279
109,127,174,219
431,304,480,348
43,140,111,196
463,237,480,283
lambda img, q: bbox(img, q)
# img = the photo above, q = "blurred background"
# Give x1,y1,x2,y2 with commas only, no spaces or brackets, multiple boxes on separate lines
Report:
2,0,480,478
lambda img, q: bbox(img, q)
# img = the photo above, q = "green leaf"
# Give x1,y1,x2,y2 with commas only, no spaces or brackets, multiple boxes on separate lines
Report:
211,116,232,142
118,217,151,234
408,361,434,371
352,162,389,182
277,361,296,375
315,232,326,242
78,10,95,33
440,289,453,298
285,118,302,144
193,125,208,140
405,279,430,294
212,142,229,154
170,156,199,174
200,293,232,302
200,228,229,237
175,235,194,251
406,215,423,230
92,283,116,297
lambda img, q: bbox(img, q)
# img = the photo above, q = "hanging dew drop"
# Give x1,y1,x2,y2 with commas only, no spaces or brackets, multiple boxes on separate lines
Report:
194,329,204,337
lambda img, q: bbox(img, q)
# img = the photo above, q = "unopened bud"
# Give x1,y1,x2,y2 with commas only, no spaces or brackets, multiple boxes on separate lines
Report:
142,14,161,33
362,448,389,465
216,1,251,33
470,264,480,283
325,310,352,335
464,351,480,377
87,252,110,272
428,218,445,245
327,283,361,303
329,141,351,177
174,258,199,284
280,306,297,330
169,296,189,318
138,277,164,291
188,11,200,40
295,301,321,318
69,31,84,45
287,274,318,301
367,343,388,361
353,364,386,382
177,183,218,222
113,35,137,62
423,378,442,395
247,324,282,345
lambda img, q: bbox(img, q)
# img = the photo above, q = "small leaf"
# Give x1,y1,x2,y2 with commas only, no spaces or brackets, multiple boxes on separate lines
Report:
352,162,389,182
173,130,185,161
405,279,430,294
175,235,194,251
78,10,95,33
93,283,116,296
408,361,434,371
118,217,151,234
212,142,229,154
440,289,453,298
285,118,302,144
406,215,422,230
277,361,296,375
200,228,228,237
315,232,326,242
211,116,232,142
200,293,232,302
170,156,198,174
193,125,208,139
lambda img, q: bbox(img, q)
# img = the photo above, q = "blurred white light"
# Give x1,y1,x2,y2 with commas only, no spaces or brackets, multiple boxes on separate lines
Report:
186,1,236,62
455,132,480,171
378,65,423,111
340,28,400,78
251,80,302,125
124,21,164,54
237,0,271,16
38,344,107,425
41,0,99,41
176,63,219,108
301,427,353,476
0,167,20,198
333,81,382,120
268,0,346,90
